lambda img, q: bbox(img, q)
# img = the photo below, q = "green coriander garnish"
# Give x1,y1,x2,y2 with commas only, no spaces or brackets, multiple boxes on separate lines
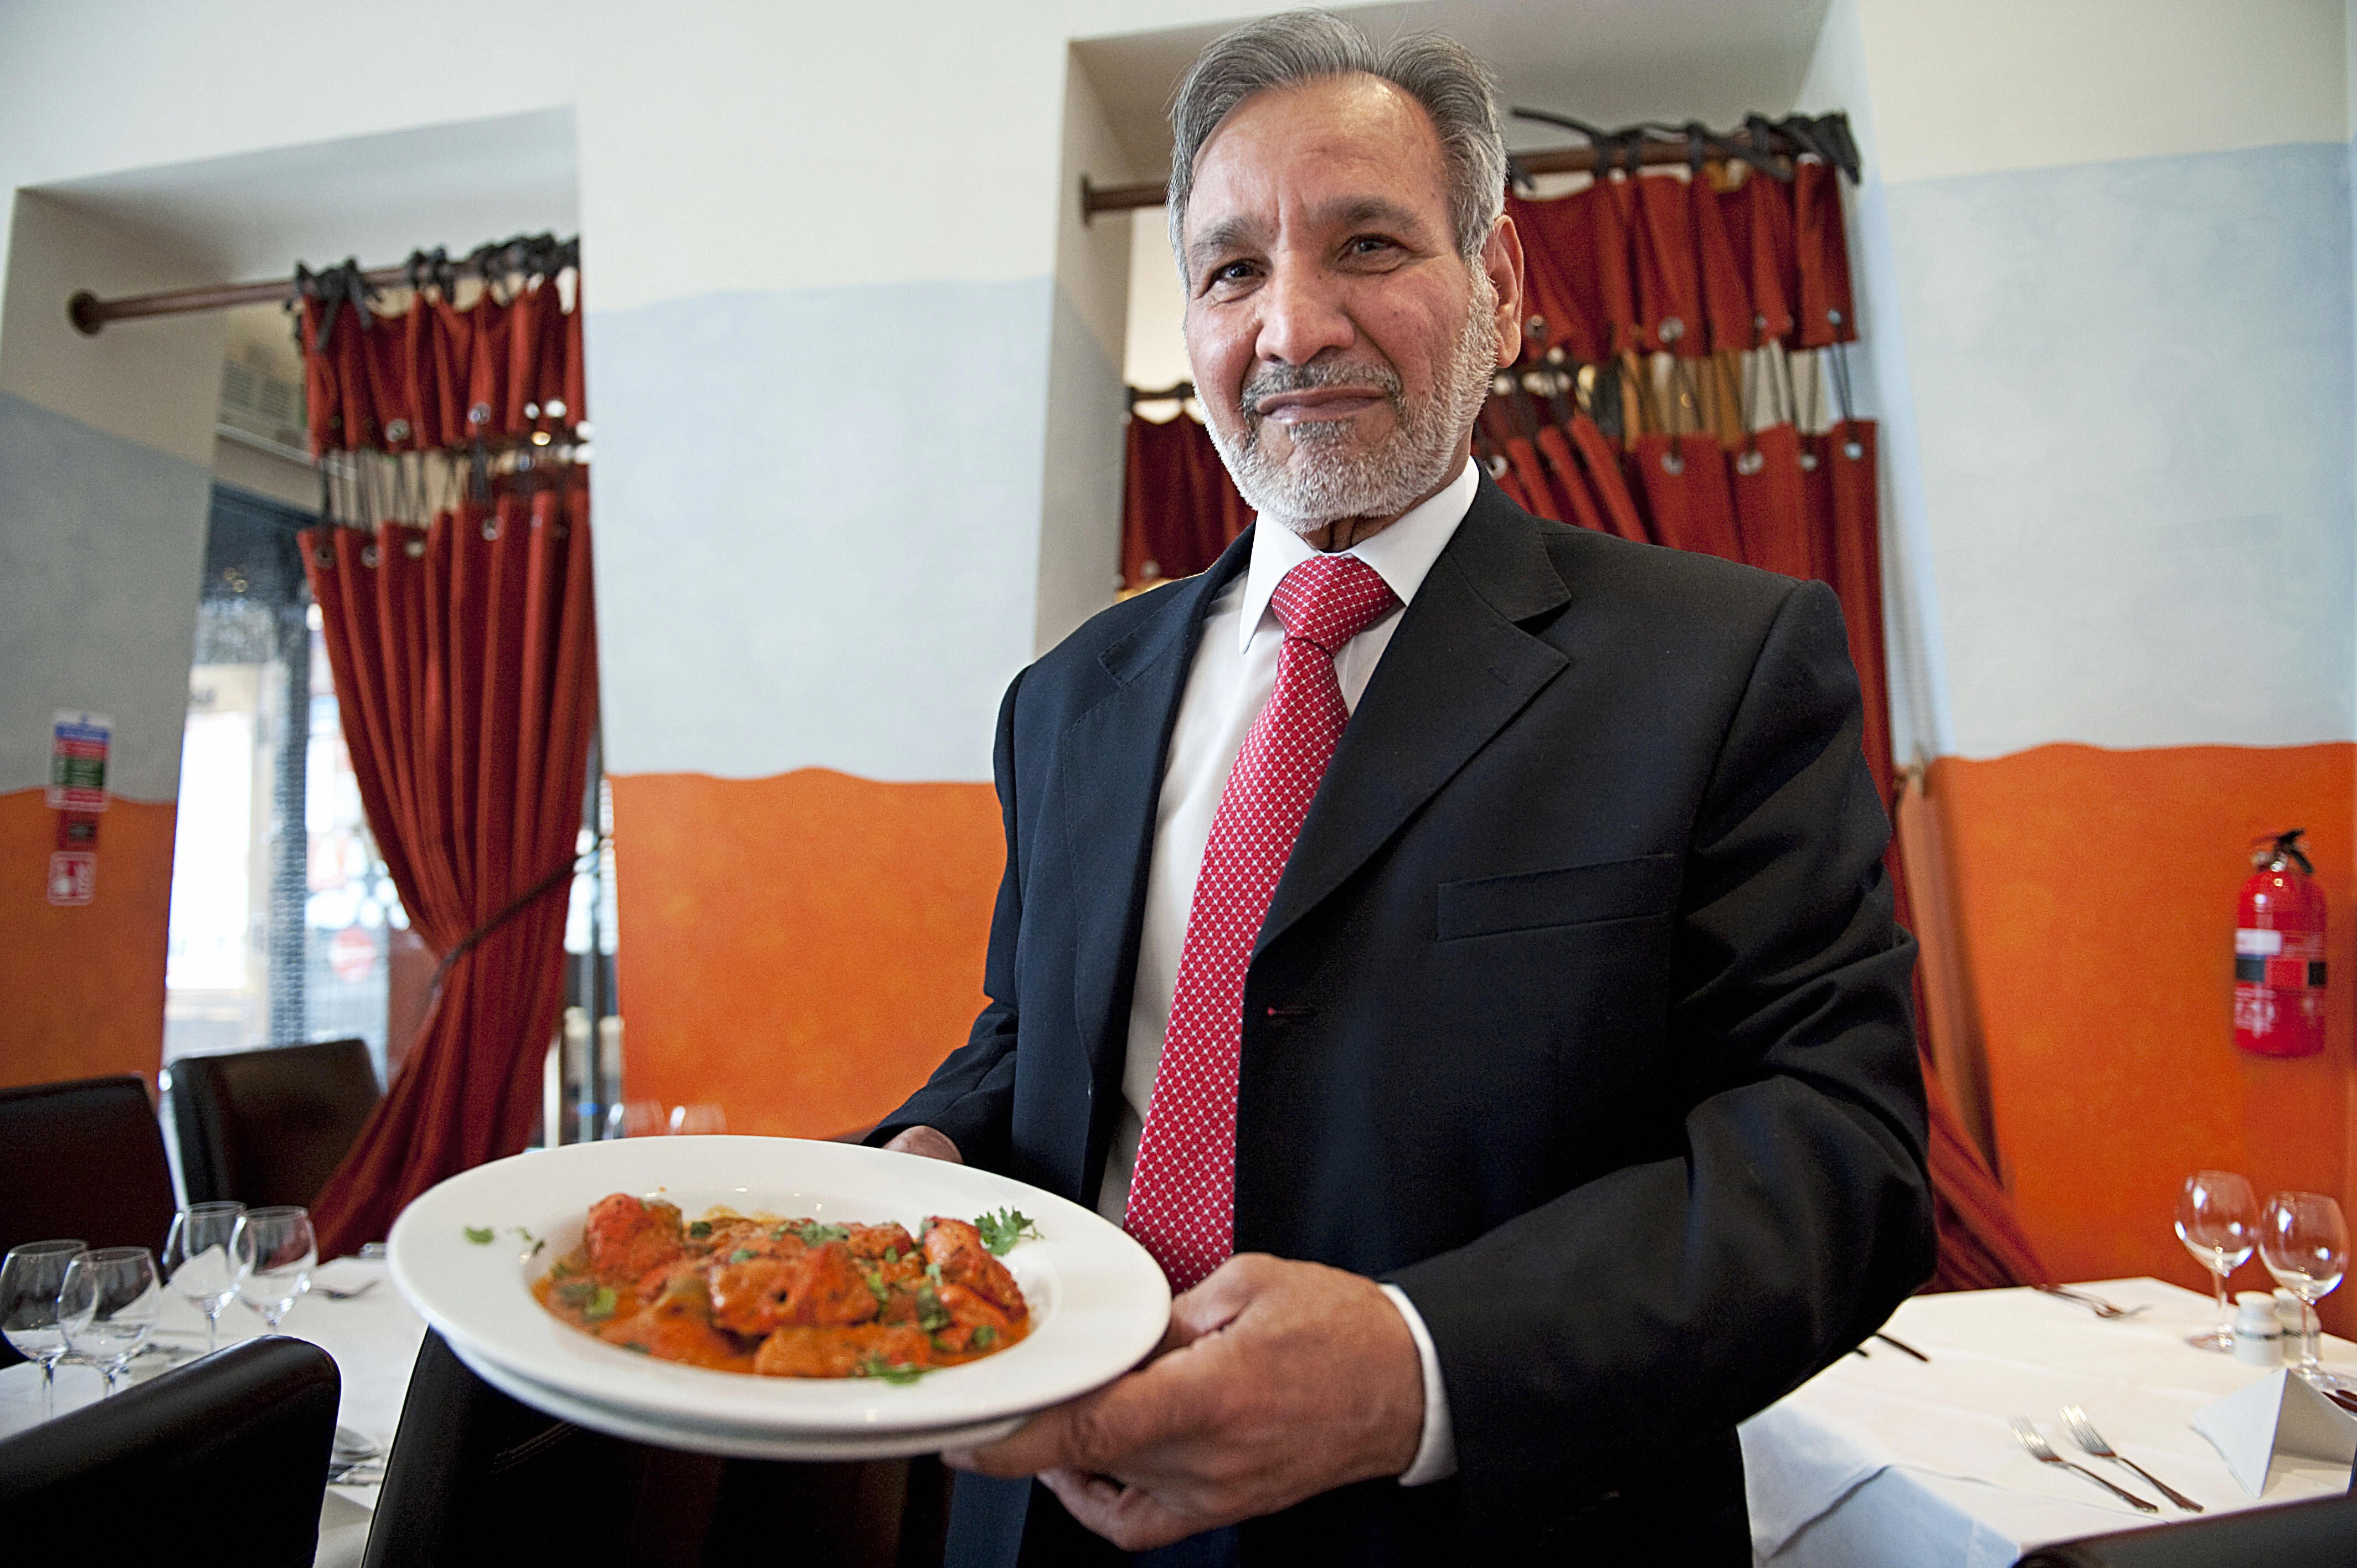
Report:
971,1325,996,1349
915,1285,952,1332
622,1341,650,1354
728,1247,757,1263
687,1220,712,1240
464,1225,494,1245
581,1285,619,1321
796,1222,850,1246
883,1247,898,1265
853,1354,927,1385
975,1209,1041,1256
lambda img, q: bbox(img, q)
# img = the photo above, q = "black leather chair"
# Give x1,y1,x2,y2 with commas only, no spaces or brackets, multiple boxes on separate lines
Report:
162,1038,381,1209
364,1332,949,1567
0,1074,177,1368
0,1335,338,1566
2015,1488,2357,1565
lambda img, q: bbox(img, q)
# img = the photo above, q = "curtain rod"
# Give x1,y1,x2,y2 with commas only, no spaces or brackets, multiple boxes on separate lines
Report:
1082,111,1856,221
66,234,580,336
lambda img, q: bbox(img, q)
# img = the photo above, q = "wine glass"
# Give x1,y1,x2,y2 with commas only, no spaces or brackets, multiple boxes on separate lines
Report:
56,1246,162,1395
2260,1190,2348,1389
163,1201,245,1354
232,1206,317,1330
2175,1171,2258,1352
2,1240,86,1419
604,1098,666,1139
668,1102,727,1136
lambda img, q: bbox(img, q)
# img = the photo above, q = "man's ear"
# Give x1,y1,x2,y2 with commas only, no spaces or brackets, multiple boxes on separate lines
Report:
1484,213,1526,367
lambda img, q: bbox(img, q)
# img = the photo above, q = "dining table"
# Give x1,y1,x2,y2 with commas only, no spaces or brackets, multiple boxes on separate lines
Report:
1739,1276,2356,1567
0,1254,425,1568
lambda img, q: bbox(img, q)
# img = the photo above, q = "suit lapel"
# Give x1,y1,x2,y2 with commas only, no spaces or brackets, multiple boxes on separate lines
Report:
1258,482,1574,955
1058,534,1254,1084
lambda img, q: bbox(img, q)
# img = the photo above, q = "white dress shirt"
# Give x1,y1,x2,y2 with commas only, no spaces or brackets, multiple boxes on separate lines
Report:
1095,456,1479,1488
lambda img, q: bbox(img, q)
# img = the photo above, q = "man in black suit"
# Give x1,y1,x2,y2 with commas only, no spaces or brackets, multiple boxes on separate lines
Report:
870,13,1935,1564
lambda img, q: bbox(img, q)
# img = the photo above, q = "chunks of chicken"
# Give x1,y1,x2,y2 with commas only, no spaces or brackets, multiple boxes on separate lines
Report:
583,1194,685,1283
753,1323,932,1379
707,1240,877,1335
921,1217,1026,1316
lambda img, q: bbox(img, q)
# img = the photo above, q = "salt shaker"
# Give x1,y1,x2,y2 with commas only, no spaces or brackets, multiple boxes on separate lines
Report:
2276,1288,2308,1337
2234,1291,2284,1365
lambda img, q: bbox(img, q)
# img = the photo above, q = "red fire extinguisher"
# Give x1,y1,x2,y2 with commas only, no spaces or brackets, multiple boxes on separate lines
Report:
2234,828,2328,1058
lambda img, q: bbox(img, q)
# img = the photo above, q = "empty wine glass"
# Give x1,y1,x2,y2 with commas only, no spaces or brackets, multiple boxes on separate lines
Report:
2,1240,86,1419
2175,1171,2258,1352
56,1246,161,1395
232,1206,316,1330
2260,1190,2348,1390
604,1098,666,1139
163,1201,244,1354
668,1102,727,1136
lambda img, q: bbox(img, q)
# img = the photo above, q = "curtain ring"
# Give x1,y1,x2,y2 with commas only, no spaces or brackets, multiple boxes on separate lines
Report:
360,544,379,568
1660,448,1685,476
482,518,501,541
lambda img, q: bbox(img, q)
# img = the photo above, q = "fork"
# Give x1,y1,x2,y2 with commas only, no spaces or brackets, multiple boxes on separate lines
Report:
313,1279,379,1301
2060,1406,2202,1512
2008,1417,2157,1512
2032,1284,2147,1319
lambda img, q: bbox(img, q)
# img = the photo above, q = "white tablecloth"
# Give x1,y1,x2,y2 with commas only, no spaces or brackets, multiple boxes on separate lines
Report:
1740,1277,2356,1567
0,1257,425,1567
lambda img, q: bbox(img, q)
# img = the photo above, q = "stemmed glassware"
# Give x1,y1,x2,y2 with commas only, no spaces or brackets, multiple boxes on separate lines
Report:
2174,1171,2258,1352
163,1201,245,1354
232,1206,317,1330
56,1246,162,1395
2260,1190,2348,1390
2,1240,87,1418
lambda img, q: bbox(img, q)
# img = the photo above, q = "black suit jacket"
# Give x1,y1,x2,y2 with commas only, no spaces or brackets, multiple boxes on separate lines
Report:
874,478,1936,1565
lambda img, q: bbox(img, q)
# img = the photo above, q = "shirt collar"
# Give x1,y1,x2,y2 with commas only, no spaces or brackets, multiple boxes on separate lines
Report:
1235,456,1480,653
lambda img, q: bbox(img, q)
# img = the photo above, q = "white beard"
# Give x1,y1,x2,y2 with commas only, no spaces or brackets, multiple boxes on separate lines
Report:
1203,270,1499,537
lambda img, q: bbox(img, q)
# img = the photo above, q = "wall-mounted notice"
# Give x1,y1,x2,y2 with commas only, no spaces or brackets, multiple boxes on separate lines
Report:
47,710,112,811
48,850,96,906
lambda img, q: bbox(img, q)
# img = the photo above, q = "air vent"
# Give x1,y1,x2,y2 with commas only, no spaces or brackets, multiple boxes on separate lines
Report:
219,360,308,455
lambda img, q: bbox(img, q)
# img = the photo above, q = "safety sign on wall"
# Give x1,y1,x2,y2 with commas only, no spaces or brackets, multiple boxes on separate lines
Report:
48,851,96,907
47,710,112,811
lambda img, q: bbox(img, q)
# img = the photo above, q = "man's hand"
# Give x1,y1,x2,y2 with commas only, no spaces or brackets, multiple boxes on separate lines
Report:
883,1125,962,1163
945,1254,1424,1551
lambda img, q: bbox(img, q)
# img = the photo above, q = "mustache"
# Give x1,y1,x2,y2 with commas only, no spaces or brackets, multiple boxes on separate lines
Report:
1238,359,1403,414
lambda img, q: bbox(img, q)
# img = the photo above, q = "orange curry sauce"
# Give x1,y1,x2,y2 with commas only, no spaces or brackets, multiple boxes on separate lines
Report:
531,1194,1031,1379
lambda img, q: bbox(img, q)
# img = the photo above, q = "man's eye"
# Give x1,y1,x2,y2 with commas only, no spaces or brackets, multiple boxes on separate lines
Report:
1347,236,1398,257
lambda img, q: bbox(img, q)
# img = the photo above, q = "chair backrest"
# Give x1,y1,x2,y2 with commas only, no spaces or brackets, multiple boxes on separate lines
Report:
2015,1489,2357,1566
0,1075,178,1357
162,1038,381,1209
366,1332,944,1567
0,1335,338,1567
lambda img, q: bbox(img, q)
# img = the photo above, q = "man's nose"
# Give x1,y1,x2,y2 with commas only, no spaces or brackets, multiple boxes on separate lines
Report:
1252,262,1354,369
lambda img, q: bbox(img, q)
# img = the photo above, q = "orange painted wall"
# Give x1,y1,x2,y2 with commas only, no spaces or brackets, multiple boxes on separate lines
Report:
609,768,1003,1141
0,786,176,1090
1937,743,2356,1330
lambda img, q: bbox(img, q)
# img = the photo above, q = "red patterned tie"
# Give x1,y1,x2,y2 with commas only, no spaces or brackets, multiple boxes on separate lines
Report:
1124,553,1400,1290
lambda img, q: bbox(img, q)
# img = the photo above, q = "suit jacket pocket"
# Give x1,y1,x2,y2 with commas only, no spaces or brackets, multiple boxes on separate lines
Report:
1436,854,1681,941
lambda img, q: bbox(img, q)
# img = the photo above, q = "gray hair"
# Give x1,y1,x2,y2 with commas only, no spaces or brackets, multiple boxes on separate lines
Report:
1167,11,1506,276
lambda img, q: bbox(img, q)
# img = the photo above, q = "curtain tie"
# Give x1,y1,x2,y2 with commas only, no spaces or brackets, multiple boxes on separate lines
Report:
427,857,582,1000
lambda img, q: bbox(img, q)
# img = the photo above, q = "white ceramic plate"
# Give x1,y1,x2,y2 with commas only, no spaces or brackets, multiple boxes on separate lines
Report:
387,1136,1169,1437
446,1334,1026,1459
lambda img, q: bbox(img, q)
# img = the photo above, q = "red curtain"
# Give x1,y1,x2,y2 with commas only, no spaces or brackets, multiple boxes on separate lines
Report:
292,244,597,1255
1122,410,1250,591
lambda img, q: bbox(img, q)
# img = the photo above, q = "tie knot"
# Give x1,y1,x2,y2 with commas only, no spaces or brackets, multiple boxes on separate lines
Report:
1269,553,1398,656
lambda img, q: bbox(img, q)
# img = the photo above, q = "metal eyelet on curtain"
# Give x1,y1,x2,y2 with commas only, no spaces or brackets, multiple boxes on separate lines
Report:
1661,448,1685,476
482,518,501,541
385,419,412,443
1659,317,1685,344
1828,308,1845,328
314,548,336,568
469,402,491,426
361,544,379,568
405,538,426,558
1735,448,1765,476
544,398,568,420
1798,451,1819,472
524,401,541,421
1843,438,1865,460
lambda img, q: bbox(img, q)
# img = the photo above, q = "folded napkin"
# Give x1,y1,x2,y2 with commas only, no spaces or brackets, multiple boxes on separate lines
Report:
2191,1369,2357,1497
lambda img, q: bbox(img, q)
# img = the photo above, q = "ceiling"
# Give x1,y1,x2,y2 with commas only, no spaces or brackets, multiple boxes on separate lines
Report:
1074,0,1835,181
29,108,579,285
